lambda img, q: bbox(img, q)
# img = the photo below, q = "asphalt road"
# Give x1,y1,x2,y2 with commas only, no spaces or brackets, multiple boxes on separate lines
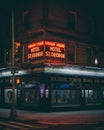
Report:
0,119,104,130
0,109,104,130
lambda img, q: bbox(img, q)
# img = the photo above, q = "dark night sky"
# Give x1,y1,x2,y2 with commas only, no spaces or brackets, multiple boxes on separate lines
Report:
0,0,104,50
0,1,18,49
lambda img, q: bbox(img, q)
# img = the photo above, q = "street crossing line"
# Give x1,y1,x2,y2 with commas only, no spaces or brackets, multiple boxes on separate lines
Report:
5,121,35,128
6,120,48,128
0,121,23,129
0,120,49,129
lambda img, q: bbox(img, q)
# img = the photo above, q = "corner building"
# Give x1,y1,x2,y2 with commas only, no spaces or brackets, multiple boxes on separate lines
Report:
1,0,104,111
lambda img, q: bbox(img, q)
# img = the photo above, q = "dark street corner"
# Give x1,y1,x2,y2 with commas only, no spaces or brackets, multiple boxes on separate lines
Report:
0,0,104,129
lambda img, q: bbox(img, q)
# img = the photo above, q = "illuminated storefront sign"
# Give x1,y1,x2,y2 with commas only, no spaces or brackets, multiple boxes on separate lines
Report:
45,41,65,59
27,41,65,62
28,41,44,59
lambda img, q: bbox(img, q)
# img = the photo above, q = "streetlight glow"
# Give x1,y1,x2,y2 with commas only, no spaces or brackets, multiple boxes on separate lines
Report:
95,58,98,65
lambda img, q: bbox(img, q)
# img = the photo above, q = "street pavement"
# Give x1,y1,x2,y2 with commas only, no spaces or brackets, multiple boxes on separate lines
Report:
0,108,104,125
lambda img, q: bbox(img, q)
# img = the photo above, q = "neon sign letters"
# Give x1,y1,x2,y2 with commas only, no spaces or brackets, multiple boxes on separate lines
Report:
28,41,44,59
27,41,65,60
45,41,65,59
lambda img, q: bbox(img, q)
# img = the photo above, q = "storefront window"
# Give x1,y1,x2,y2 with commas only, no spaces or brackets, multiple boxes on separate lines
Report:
85,89,102,104
51,83,80,105
21,75,40,105
22,89,39,104
51,89,80,105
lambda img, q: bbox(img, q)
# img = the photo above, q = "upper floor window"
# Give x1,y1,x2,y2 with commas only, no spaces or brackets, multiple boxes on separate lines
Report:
86,48,92,65
23,44,28,63
67,11,77,31
88,16,96,35
67,44,76,63
23,11,30,31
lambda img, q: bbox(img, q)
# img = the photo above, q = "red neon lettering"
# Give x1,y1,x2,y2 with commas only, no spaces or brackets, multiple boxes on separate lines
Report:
45,41,55,46
28,51,43,59
28,41,44,49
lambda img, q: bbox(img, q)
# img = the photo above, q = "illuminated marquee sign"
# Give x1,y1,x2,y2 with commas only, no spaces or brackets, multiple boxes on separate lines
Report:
27,41,65,61
28,41,44,59
45,41,65,59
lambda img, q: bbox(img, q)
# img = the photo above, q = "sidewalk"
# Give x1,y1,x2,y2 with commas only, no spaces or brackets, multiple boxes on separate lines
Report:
0,108,104,125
